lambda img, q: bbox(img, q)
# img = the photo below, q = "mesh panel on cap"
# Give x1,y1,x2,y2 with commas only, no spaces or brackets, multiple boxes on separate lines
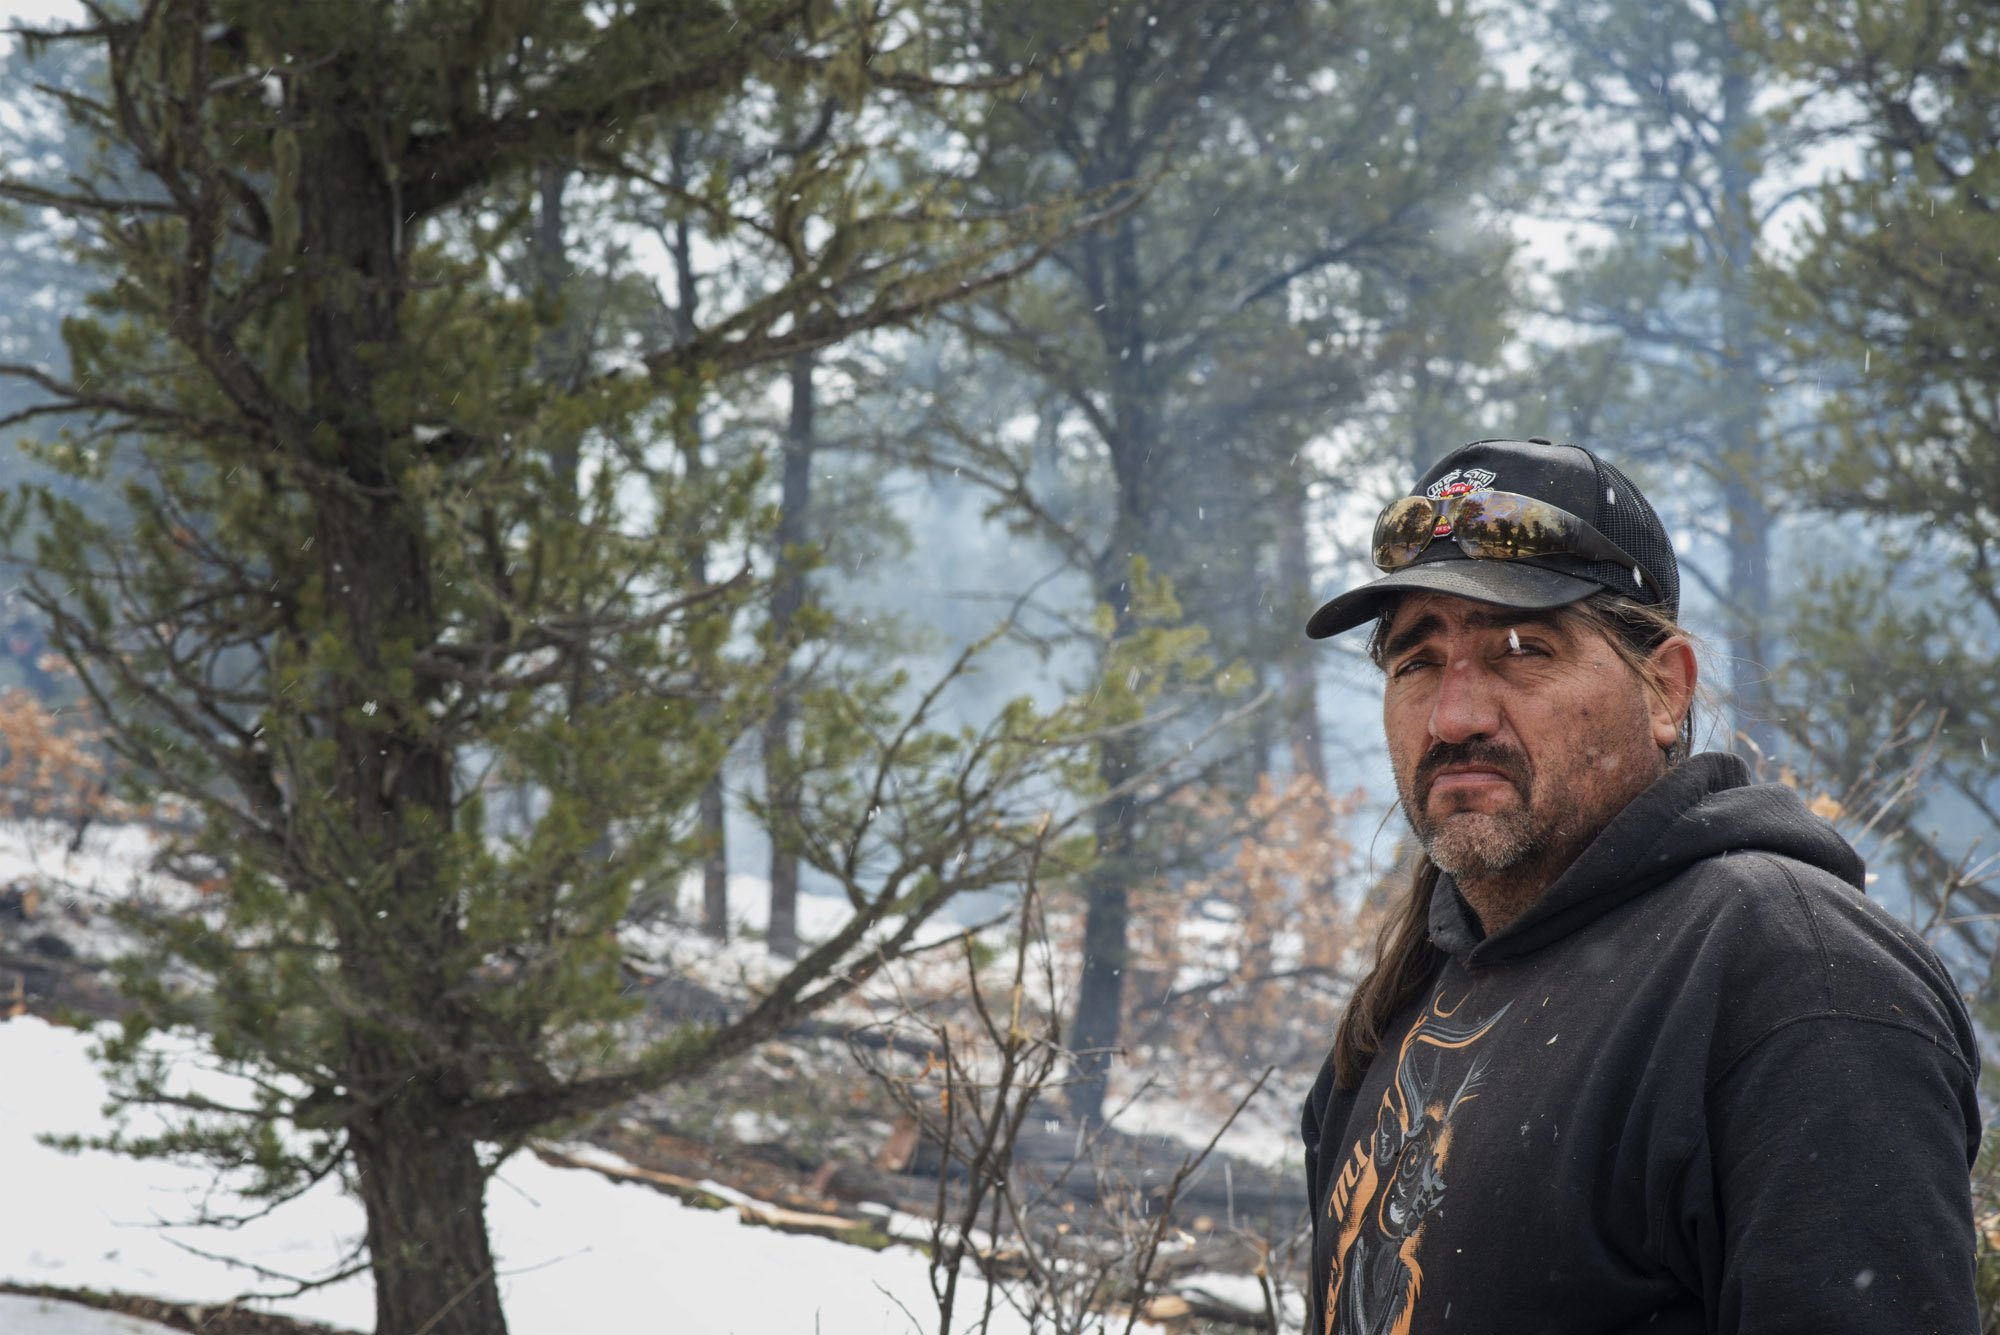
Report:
1586,454,1679,617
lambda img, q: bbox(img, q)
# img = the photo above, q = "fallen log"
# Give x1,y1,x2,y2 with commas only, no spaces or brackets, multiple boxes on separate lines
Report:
530,1144,899,1250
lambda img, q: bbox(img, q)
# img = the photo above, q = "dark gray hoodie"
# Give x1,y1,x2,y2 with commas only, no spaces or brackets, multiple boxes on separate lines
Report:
1301,753,1981,1335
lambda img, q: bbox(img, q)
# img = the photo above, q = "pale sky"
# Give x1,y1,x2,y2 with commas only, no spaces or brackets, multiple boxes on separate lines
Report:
1,0,83,45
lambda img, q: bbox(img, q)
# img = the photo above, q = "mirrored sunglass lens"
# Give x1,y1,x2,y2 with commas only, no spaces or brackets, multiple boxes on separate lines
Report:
1376,495,1440,567
1451,492,1583,560
1373,498,1439,568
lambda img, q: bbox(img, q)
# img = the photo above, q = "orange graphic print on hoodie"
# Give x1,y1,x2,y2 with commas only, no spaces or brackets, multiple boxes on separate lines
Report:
1321,991,1509,1335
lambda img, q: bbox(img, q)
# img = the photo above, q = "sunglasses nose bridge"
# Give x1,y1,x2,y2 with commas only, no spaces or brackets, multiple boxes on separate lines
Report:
1431,493,1462,538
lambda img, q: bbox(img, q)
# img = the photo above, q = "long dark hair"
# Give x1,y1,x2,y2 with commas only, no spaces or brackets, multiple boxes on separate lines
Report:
1328,591,1698,1089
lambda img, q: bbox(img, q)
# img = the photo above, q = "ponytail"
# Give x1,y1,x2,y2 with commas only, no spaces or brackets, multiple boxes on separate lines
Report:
1330,855,1445,1090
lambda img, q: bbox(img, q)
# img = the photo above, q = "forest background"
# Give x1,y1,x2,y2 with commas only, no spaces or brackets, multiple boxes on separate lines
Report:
1,0,1997,1332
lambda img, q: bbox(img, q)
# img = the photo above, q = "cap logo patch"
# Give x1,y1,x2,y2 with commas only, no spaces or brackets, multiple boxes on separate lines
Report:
1424,468,1497,536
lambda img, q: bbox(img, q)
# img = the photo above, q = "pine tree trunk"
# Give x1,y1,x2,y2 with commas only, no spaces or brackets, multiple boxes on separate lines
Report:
298,84,508,1335
764,352,815,960
658,147,734,944
349,1092,503,1335
1715,52,1780,761
326,507,508,1335
1066,200,1155,1127
763,731,800,956
1704,54,1784,759
1275,478,1328,786
323,499,506,1335
700,776,730,941
1067,730,1139,1127
1066,542,1141,1127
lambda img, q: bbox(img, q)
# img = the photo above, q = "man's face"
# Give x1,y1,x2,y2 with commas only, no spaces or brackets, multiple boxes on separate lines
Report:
1379,593,1670,893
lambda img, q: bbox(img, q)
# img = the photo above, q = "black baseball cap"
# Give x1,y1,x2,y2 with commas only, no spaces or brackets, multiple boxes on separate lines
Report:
1305,438,1679,640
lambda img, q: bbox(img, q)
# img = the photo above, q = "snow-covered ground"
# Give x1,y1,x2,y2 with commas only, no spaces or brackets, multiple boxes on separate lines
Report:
0,1015,1043,1334
0,808,1312,1333
0,1295,180,1335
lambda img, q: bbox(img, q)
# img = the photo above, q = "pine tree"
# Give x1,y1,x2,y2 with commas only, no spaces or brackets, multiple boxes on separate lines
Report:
1760,0,2000,961
0,4,1126,1332
1520,0,1822,760
885,0,1526,1123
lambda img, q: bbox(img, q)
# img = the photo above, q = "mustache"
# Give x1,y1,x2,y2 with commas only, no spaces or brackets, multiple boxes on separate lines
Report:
1415,740,1527,797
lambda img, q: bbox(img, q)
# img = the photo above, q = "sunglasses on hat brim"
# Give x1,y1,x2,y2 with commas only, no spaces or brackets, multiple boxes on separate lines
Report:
1372,489,1649,587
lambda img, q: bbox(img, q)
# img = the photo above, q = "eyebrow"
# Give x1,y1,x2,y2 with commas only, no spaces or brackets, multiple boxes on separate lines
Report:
1380,606,1567,665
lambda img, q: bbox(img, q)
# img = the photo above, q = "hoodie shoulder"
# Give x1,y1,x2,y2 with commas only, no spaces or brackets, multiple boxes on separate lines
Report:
1654,765,1866,894
1670,848,1973,1084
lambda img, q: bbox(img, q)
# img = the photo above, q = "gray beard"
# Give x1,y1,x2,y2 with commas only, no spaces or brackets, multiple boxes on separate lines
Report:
1412,804,1543,882
1410,796,1608,935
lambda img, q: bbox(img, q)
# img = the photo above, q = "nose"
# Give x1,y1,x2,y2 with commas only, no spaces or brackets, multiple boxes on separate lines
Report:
1429,655,1503,744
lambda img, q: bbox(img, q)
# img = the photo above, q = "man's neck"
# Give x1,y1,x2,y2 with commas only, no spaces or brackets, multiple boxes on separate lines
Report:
1455,869,1554,938
1454,834,1592,937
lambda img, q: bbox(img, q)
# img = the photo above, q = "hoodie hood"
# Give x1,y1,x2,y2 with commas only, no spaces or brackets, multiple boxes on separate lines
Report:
1429,751,1867,966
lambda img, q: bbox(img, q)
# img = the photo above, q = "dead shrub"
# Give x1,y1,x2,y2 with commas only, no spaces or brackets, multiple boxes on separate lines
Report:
1126,774,1372,1114
0,689,141,831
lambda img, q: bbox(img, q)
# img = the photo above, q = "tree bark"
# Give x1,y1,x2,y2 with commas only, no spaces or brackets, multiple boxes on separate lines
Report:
764,351,815,960
349,1098,502,1335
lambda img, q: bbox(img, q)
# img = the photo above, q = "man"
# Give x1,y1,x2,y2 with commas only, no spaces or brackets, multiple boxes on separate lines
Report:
1300,438,1981,1334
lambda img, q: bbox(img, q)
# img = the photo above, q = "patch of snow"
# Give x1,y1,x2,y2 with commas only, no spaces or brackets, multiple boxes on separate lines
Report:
0,1295,181,1335
0,1016,1044,1334
625,871,973,1018
1108,1071,1309,1173
727,1108,789,1144
1179,1270,1266,1307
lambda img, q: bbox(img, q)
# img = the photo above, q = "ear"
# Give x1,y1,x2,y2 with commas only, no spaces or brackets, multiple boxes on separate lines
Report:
1644,636,1699,751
